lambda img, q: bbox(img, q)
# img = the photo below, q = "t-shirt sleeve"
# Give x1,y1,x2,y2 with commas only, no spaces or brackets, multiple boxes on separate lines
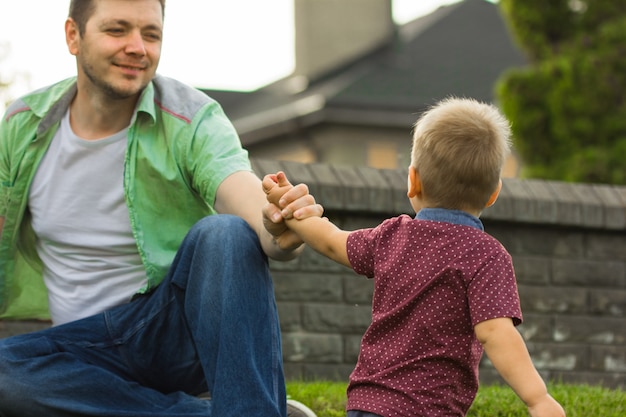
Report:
347,227,379,279
347,217,406,279
467,248,523,326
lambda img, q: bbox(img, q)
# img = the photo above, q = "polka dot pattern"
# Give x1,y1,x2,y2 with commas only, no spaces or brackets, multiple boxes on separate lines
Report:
345,214,522,416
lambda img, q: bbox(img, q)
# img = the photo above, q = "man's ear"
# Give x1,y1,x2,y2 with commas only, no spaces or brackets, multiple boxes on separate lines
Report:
66,18,80,56
407,166,422,198
485,179,502,208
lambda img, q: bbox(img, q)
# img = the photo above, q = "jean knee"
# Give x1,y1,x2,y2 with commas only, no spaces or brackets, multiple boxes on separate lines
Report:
193,214,251,236
191,214,262,256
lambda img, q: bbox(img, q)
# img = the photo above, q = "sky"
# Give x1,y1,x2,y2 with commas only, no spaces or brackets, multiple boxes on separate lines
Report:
0,0,462,106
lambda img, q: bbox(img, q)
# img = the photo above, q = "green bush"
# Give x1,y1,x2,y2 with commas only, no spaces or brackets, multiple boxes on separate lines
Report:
496,1,626,185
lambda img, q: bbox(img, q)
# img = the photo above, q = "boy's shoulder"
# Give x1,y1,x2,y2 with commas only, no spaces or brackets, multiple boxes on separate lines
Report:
364,214,505,251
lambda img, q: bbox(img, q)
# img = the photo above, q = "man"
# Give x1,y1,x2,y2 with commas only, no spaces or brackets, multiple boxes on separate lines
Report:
0,0,320,416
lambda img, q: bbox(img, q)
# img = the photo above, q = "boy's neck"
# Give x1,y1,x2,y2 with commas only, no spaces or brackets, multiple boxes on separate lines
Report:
416,208,483,231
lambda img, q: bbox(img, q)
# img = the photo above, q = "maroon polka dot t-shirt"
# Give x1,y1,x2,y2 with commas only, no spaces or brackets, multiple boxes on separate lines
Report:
346,213,522,417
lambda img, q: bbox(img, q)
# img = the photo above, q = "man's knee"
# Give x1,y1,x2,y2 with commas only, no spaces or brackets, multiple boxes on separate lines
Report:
193,214,251,237
190,214,261,255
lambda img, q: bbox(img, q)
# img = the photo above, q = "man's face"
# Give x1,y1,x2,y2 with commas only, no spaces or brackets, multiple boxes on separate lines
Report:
67,0,163,100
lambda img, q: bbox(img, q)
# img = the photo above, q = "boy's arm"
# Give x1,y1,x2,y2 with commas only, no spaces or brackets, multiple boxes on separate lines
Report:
475,318,566,417
286,215,351,267
263,172,351,267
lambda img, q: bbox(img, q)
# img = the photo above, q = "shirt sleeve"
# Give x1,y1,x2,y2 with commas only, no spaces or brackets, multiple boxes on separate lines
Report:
185,100,251,206
0,106,16,218
347,227,379,278
347,217,405,279
467,247,523,326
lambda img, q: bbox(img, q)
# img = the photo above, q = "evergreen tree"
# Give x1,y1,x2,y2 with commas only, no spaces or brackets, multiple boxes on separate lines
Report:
496,0,626,184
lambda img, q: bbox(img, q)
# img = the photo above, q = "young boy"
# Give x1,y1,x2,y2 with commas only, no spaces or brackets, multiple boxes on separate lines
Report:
263,97,566,417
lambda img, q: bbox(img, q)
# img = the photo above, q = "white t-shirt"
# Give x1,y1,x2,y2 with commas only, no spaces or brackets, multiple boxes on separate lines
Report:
29,111,147,325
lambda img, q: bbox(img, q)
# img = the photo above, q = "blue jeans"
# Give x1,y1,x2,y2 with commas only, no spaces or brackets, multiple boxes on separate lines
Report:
0,215,286,417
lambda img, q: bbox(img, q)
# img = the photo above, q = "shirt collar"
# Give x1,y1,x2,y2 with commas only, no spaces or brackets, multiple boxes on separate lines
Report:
135,79,157,124
415,208,484,231
35,78,157,135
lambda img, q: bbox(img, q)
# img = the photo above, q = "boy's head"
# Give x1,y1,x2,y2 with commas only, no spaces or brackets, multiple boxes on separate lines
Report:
410,97,511,213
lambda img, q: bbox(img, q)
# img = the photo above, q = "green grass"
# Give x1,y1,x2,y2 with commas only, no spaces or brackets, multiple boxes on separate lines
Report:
286,381,626,417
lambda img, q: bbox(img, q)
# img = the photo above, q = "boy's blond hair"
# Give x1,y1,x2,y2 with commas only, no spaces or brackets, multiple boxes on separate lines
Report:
411,97,511,212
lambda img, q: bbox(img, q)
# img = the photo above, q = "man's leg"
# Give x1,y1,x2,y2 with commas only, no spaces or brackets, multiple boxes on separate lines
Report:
160,214,287,416
0,214,285,417
0,312,210,417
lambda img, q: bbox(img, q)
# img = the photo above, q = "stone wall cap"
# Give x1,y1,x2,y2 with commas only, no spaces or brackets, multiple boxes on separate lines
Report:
252,158,626,230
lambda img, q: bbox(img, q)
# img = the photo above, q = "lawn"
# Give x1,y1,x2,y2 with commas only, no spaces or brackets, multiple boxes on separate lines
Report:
286,380,625,417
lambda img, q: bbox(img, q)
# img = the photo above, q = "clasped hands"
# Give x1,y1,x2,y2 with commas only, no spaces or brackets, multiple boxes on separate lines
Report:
262,171,323,250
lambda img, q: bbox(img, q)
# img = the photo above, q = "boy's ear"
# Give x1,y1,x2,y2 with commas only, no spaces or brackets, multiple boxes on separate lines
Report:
485,179,502,208
407,166,422,198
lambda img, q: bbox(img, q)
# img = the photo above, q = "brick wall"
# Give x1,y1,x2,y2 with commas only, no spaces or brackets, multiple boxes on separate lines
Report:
2,159,625,389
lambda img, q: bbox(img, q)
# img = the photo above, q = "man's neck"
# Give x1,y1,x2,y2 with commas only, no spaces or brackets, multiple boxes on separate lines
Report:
69,89,139,140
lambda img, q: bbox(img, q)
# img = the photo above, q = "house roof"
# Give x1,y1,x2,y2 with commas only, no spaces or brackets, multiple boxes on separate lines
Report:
327,0,528,110
200,0,528,146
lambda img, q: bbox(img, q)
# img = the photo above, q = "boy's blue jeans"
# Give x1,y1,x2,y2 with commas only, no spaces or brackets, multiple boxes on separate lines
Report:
0,215,286,417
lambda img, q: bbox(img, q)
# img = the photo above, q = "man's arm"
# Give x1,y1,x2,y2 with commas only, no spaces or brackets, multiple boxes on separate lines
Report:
475,318,566,417
214,170,322,261
263,171,351,267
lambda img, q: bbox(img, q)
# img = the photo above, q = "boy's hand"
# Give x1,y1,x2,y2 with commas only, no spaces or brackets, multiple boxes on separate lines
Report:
528,394,566,417
263,171,322,222
262,171,293,208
